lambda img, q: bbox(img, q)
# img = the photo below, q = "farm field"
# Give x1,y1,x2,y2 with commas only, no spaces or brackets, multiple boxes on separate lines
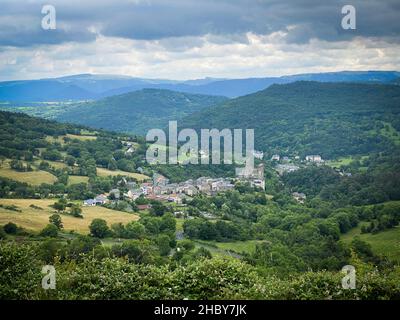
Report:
0,166,57,185
0,198,139,234
68,175,89,185
96,167,149,181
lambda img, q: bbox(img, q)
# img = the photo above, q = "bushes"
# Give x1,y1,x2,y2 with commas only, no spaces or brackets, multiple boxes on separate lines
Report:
89,219,110,238
39,224,59,238
280,268,400,300
49,214,63,229
0,243,42,299
0,227,6,239
3,222,18,234
0,241,399,300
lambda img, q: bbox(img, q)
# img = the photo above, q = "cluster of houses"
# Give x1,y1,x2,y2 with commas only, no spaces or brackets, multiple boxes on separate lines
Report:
124,169,263,204
83,164,266,208
271,154,324,175
270,154,324,163
83,194,108,206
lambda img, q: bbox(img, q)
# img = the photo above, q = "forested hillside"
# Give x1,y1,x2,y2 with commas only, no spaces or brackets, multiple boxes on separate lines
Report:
181,81,400,158
55,89,227,134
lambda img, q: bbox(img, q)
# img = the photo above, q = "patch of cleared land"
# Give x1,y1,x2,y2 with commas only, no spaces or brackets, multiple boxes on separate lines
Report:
45,135,66,144
96,167,149,181
45,134,97,145
213,240,261,254
0,199,139,234
0,165,57,185
375,122,400,146
341,224,400,262
66,134,97,141
68,175,89,185
327,155,369,169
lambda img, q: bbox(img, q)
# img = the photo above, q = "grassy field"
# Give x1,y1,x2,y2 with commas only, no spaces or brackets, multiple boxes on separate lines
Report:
0,166,57,185
341,224,400,262
0,199,139,234
45,135,66,145
190,240,254,259
327,155,369,169
68,175,89,185
80,129,98,136
176,218,185,232
45,134,97,145
96,167,149,181
66,134,97,141
213,240,261,254
34,159,67,169
327,156,354,168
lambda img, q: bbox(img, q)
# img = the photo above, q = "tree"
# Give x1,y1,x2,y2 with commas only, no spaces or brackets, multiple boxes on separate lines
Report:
156,234,171,256
67,235,102,260
49,214,63,229
160,213,176,233
193,247,212,259
124,221,145,239
107,159,118,171
141,216,160,235
38,239,64,264
111,222,126,238
40,224,58,238
199,221,218,240
150,201,168,216
53,198,67,213
70,205,83,218
3,222,17,234
65,155,76,166
89,219,110,238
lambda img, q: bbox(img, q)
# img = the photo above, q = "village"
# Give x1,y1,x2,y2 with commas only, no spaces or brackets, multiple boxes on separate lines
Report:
83,163,266,210
83,147,353,210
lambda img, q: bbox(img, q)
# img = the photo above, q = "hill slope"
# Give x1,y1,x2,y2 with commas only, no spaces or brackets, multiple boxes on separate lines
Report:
180,81,400,158
55,89,228,134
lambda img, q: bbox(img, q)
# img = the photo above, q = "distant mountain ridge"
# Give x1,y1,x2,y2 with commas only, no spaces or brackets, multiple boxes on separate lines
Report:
1,71,399,101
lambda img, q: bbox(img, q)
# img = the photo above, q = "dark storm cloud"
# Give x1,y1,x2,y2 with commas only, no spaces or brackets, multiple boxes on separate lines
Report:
0,0,399,47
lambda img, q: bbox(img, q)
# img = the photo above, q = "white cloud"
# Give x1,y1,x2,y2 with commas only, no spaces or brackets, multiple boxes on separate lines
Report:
1,32,399,81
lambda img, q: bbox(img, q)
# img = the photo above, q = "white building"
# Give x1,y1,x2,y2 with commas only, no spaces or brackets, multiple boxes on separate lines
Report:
305,155,323,163
271,154,280,161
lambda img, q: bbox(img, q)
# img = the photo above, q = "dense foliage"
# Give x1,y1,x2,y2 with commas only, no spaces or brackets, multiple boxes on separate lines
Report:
56,89,227,134
1,242,399,300
181,82,400,158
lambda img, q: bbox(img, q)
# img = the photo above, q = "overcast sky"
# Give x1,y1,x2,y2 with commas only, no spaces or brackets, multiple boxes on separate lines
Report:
0,0,399,81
